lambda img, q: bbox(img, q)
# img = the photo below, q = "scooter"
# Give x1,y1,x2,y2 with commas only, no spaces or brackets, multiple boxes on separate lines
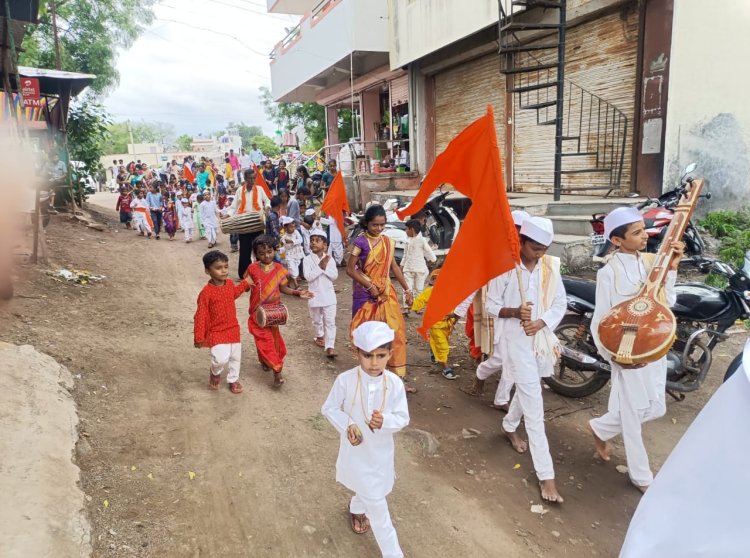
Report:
590,163,709,262
547,250,750,400
347,188,461,264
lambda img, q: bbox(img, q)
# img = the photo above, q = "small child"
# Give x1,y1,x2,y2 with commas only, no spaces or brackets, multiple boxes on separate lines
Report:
115,186,133,229
200,191,220,248
266,195,282,247
411,269,459,380
129,190,153,237
245,235,313,388
400,218,436,312
280,216,304,289
178,198,194,242
589,207,683,493
193,193,206,240
321,321,409,558
302,228,338,358
300,212,316,256
193,250,251,394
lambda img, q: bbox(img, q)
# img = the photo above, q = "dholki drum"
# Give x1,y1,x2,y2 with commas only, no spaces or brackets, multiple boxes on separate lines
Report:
255,304,289,328
220,212,264,234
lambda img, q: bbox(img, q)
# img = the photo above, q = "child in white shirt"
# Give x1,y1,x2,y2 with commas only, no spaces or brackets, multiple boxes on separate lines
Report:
302,228,338,357
199,191,220,248
129,191,153,237
400,219,436,311
178,198,194,242
280,216,304,288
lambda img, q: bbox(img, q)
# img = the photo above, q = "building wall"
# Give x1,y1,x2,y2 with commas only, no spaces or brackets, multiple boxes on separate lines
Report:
663,0,750,212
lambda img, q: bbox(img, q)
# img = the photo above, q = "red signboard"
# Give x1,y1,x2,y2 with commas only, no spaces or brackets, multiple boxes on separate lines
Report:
21,77,40,106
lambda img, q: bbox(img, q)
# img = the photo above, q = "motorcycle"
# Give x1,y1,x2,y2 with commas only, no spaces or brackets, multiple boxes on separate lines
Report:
546,250,750,400
346,188,461,264
590,163,709,262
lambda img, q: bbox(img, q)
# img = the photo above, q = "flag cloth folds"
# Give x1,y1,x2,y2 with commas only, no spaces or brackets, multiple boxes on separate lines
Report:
320,171,350,237
253,163,273,198
396,105,519,338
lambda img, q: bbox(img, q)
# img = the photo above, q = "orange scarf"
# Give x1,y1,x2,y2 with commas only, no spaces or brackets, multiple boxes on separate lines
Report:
237,184,260,214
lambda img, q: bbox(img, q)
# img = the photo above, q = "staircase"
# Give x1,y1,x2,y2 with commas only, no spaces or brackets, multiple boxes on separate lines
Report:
498,0,628,199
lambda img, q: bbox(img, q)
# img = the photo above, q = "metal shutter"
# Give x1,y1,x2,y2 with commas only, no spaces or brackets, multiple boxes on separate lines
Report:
390,75,409,107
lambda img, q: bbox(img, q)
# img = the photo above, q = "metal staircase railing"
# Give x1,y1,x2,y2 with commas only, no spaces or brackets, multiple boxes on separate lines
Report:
498,0,628,197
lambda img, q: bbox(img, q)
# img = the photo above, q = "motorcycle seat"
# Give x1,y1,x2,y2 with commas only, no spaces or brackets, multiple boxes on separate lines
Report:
563,277,596,304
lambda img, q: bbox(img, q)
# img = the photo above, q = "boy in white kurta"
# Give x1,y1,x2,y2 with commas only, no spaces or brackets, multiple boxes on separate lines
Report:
129,192,153,236
487,217,567,503
302,228,338,357
178,198,194,242
400,219,437,311
280,216,304,288
199,192,220,248
322,321,410,558
588,207,683,491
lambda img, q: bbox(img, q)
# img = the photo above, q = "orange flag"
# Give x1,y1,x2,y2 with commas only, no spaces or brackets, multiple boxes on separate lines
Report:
253,163,273,198
320,171,350,237
396,105,519,338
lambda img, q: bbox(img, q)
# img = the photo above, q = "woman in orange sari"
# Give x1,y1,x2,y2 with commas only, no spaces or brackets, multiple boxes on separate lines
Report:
346,205,415,391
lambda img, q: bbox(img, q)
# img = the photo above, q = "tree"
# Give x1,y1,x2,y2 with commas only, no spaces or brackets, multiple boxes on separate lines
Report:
236,123,264,149
176,134,193,152
259,86,326,150
67,98,110,202
102,121,176,154
19,1,157,94
251,135,281,159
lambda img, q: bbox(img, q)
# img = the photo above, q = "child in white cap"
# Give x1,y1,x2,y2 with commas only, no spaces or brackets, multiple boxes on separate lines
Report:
178,197,194,243
588,206,684,493
482,216,567,503
321,321,410,558
280,215,304,289
465,208,530,408
302,228,338,357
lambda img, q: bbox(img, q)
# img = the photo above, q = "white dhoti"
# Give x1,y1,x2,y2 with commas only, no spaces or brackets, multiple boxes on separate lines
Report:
182,224,193,241
209,343,242,383
309,304,337,349
350,494,403,558
476,341,514,406
589,361,667,486
286,256,302,279
204,224,218,245
403,270,428,307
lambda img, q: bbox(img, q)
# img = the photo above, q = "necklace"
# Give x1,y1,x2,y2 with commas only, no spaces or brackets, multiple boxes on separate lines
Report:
613,252,646,294
348,367,388,432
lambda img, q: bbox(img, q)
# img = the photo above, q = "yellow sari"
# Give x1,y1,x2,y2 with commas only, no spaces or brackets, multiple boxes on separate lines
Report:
350,233,407,377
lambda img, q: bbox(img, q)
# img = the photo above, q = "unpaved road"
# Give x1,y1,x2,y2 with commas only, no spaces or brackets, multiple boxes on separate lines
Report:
1,191,746,557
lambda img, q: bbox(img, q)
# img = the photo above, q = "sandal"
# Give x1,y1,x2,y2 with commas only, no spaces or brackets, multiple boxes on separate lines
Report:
228,381,243,394
209,372,220,390
314,337,325,348
326,348,338,359
442,368,458,380
350,512,370,535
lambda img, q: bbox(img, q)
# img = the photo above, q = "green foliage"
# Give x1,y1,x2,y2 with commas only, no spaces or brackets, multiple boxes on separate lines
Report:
20,1,157,94
252,135,281,159
259,86,326,151
67,98,110,203
176,134,193,152
698,209,750,269
704,273,728,289
235,123,263,150
102,121,175,154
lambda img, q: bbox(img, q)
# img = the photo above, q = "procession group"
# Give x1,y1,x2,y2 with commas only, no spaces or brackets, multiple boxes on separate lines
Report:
183,153,687,558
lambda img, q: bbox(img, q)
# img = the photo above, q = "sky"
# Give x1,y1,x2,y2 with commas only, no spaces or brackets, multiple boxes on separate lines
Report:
102,0,299,138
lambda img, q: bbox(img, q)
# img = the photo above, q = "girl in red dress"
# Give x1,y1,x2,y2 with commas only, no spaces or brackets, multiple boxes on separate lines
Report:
245,235,313,387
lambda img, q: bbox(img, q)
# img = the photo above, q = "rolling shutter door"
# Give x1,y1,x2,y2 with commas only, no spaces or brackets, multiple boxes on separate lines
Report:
390,75,409,107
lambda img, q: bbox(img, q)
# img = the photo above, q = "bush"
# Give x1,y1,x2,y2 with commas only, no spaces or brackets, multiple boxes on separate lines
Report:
698,210,750,268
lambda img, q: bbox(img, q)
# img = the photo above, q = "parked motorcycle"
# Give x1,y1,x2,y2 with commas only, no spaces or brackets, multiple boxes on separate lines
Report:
590,163,709,262
546,250,750,400
346,188,461,264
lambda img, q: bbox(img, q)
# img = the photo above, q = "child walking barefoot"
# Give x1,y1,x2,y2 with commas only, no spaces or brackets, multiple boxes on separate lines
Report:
193,250,251,394
245,235,313,388
178,198,194,242
302,228,338,358
321,321,409,558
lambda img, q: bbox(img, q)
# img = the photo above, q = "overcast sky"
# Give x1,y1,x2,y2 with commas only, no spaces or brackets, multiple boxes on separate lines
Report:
102,0,298,137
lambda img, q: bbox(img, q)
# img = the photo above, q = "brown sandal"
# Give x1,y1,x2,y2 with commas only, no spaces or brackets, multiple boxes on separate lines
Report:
350,512,370,534
314,337,325,348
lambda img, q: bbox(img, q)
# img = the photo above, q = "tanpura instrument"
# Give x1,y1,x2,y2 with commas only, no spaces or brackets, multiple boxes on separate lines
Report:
597,179,704,365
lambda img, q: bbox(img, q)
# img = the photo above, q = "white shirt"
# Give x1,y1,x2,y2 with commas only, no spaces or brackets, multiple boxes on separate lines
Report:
177,203,192,226
129,197,148,211
486,257,566,383
199,200,219,227
250,149,264,166
303,252,338,307
282,229,304,261
400,234,436,273
321,367,409,500
591,252,677,410
227,185,270,217
239,154,253,170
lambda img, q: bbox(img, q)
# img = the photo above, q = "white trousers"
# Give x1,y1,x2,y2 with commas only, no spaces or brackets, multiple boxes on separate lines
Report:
328,241,344,265
209,343,241,383
183,226,193,241
475,344,513,405
350,494,403,558
287,257,302,279
502,380,555,481
309,304,336,349
589,370,667,486
133,213,151,234
403,270,428,303
205,224,217,245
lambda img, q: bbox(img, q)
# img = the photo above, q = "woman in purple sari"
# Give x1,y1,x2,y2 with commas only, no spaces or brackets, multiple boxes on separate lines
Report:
163,194,179,240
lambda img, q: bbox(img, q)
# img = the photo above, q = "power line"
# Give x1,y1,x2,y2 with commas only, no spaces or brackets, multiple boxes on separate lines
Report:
156,18,268,56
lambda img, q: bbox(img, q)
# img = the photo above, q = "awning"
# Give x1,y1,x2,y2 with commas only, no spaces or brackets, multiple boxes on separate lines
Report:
14,66,96,98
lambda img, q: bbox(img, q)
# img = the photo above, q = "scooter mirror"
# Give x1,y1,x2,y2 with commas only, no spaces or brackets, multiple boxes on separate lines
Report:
684,162,698,175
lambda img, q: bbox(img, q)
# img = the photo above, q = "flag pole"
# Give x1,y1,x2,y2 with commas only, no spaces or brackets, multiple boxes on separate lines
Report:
515,264,529,323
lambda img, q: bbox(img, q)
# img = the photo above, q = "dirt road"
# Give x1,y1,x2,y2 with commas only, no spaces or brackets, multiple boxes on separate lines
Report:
1,191,745,557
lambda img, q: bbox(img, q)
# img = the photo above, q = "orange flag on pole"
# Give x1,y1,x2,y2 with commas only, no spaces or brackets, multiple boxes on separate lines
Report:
320,171,350,237
253,163,273,198
396,105,519,338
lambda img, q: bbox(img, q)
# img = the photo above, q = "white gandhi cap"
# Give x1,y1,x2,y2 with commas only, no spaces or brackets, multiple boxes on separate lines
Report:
304,208,316,216
280,216,295,225
603,206,642,240
352,321,395,352
520,216,554,247
512,209,531,227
